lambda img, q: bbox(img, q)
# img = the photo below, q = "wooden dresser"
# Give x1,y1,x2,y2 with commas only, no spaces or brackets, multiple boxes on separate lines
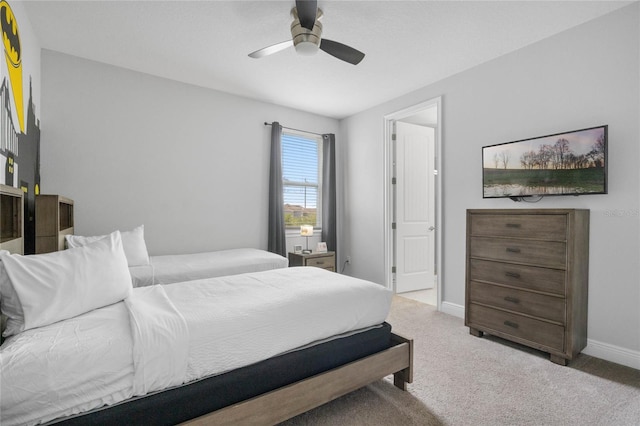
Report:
465,209,589,365
288,251,336,272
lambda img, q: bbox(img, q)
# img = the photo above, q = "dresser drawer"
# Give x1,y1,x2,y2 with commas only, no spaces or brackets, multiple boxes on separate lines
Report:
469,259,565,295
470,214,567,240
470,237,566,268
469,281,565,323
468,304,565,352
305,256,335,270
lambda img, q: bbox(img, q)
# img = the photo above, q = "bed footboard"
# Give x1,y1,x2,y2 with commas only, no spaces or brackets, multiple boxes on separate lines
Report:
391,332,414,391
183,332,414,425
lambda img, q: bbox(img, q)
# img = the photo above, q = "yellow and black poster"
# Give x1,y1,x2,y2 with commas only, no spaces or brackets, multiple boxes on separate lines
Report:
1,0,41,253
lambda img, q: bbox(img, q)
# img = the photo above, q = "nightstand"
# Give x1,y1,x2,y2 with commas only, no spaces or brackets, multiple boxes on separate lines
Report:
288,251,336,272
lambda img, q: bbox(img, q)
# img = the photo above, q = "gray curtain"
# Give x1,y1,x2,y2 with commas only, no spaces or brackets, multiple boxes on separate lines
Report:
268,122,286,256
321,133,337,254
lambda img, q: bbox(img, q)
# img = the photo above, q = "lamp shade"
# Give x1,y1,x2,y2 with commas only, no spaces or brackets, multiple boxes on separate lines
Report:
300,225,314,237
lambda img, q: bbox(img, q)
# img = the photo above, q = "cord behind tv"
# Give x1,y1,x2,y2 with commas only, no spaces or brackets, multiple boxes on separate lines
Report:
510,196,543,203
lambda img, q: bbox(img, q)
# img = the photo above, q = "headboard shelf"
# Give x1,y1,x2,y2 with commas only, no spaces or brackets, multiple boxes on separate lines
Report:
0,184,24,254
35,194,75,253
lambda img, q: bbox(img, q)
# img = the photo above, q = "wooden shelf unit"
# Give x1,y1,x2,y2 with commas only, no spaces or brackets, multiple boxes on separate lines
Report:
465,209,589,365
0,184,24,254
35,194,74,254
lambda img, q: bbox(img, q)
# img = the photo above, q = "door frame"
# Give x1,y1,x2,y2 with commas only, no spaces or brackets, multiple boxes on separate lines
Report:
383,96,443,309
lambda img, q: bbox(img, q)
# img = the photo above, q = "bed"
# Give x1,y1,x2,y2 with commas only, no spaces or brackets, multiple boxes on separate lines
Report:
64,226,289,287
128,248,289,287
0,231,413,425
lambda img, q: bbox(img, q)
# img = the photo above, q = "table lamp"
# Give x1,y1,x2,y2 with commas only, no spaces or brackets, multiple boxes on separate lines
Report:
300,225,313,254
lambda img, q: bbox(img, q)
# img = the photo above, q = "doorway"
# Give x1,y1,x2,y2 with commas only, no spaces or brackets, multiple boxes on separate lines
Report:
383,97,442,308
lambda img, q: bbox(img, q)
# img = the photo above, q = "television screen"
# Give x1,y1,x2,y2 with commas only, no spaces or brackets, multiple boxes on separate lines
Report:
482,125,607,199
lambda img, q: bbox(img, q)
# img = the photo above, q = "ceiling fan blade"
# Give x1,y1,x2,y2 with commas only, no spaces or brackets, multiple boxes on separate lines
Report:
248,40,294,59
319,39,365,65
296,0,317,30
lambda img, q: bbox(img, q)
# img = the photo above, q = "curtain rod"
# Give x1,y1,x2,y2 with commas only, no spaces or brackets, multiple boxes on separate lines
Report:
264,121,324,137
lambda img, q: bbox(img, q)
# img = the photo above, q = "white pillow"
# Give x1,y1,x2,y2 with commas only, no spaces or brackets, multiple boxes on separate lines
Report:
65,225,150,267
0,231,132,335
0,257,24,336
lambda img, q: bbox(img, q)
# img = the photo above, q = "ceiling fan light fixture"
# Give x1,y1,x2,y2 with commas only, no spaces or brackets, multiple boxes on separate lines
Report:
294,40,320,56
290,8,322,56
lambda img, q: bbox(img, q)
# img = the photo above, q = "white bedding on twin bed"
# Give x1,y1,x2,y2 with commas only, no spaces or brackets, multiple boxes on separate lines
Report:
128,248,289,287
0,267,392,426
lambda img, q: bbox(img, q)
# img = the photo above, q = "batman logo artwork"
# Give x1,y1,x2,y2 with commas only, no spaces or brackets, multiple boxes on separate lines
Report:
1,1,24,133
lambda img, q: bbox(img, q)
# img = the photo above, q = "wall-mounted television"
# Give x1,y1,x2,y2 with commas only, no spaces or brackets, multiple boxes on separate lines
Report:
482,125,607,199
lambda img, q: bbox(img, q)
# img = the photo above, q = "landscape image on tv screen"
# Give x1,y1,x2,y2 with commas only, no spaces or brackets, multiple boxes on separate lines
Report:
483,125,607,198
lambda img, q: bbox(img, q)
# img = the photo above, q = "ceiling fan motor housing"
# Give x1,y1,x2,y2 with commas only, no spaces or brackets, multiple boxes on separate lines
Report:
290,8,323,55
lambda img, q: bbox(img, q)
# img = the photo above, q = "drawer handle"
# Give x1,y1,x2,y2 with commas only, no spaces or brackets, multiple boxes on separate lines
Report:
505,271,521,279
504,320,519,329
505,223,521,228
506,247,521,253
504,296,520,304
315,261,324,265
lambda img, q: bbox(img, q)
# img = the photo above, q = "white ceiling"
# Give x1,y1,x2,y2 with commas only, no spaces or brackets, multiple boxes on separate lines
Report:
24,1,632,119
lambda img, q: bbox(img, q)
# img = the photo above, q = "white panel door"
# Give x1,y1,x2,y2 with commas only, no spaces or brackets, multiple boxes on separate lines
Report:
395,121,436,292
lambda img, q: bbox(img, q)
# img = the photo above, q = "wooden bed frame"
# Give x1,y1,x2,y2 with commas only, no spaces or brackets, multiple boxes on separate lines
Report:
183,333,413,425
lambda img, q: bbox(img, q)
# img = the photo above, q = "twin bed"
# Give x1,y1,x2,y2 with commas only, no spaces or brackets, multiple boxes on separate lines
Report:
64,226,290,287
0,228,413,425
128,248,289,287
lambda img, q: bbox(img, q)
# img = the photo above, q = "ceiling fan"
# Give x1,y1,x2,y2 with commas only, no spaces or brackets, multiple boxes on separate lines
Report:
248,0,365,65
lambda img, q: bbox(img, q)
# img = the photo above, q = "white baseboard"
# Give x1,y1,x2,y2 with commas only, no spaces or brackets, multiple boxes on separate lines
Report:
439,302,640,370
440,301,464,318
583,339,640,370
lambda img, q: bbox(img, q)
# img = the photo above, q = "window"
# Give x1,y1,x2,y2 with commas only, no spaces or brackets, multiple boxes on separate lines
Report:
281,131,322,229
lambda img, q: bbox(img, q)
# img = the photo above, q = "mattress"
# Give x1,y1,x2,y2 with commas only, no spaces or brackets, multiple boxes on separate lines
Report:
52,323,393,425
1,267,392,426
128,248,288,287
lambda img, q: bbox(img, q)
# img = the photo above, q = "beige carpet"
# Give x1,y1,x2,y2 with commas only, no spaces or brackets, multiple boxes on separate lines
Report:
282,296,640,425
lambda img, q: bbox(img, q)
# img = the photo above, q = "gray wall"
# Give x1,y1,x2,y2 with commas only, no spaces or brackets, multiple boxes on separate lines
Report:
341,4,639,365
40,51,339,255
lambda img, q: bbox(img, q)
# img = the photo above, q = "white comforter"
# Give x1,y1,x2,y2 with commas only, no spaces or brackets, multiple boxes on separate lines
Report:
0,267,392,426
128,248,289,287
